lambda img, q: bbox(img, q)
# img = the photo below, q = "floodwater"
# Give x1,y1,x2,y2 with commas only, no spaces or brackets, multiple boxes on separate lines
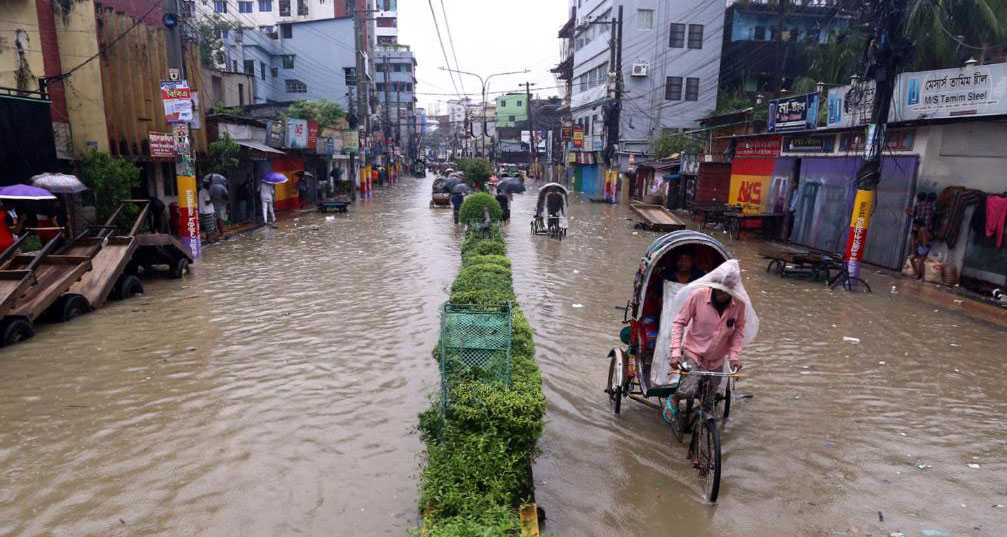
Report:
506,190,1007,537
0,178,458,536
1,176,1004,537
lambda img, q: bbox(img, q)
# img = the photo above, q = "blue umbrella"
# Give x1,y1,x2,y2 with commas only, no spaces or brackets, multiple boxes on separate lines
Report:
0,184,56,200
261,172,288,184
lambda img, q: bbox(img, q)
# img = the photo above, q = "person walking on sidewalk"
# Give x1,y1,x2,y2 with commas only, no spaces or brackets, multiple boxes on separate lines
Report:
209,179,229,239
260,180,277,227
198,179,217,243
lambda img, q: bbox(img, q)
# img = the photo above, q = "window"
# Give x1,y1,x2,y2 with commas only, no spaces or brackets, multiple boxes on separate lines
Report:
280,23,292,38
377,35,395,44
377,17,396,27
232,60,239,72
637,9,654,30
238,83,245,105
500,100,506,107
214,0,227,13
282,54,295,69
219,28,229,39
234,28,243,41
244,59,255,75
687,24,703,49
754,26,766,40
285,79,307,93
260,61,266,80
516,100,522,106
669,23,685,48
279,0,290,15
509,115,515,122
665,76,683,100
270,66,278,77
345,0,354,13
789,27,800,41
238,1,253,13
297,0,308,15
685,77,699,101
259,0,272,10
393,63,402,73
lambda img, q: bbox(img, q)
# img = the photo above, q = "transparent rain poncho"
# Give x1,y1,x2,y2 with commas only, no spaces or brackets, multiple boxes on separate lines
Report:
652,259,760,387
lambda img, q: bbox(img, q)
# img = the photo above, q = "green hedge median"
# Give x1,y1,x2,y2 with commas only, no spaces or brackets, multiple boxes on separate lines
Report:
418,196,545,536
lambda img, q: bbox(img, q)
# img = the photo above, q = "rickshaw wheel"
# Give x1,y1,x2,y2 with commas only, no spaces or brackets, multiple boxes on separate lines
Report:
691,419,722,503
606,349,626,414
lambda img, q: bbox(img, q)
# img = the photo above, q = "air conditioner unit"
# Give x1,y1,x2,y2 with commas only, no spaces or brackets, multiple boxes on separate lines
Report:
631,62,648,77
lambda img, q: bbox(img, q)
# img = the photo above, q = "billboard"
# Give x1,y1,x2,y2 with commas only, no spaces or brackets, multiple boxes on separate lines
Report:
160,80,193,123
890,63,1007,121
827,80,876,128
768,93,819,133
286,118,308,148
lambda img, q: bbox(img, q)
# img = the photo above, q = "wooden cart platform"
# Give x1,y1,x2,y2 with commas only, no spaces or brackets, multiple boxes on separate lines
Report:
5,253,92,322
630,203,687,232
318,201,349,213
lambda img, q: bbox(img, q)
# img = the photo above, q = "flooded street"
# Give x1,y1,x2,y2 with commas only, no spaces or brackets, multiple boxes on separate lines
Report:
1,176,1005,536
0,178,458,536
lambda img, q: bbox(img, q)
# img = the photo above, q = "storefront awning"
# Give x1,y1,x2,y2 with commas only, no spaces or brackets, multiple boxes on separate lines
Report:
236,140,285,155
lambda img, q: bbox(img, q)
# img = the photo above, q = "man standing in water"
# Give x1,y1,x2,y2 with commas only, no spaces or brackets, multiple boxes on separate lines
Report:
665,261,749,429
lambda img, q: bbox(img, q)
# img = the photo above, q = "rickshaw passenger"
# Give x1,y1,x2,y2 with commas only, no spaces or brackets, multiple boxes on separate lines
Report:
545,191,564,230
660,252,705,297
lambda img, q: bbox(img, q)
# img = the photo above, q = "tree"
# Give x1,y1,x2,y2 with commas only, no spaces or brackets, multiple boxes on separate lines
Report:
456,158,493,189
792,30,866,93
652,131,703,160
287,99,346,128
906,0,1007,69
208,132,240,174
78,150,141,224
196,15,238,67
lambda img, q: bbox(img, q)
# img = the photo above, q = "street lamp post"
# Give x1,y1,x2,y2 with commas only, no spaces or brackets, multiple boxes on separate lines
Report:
439,67,528,161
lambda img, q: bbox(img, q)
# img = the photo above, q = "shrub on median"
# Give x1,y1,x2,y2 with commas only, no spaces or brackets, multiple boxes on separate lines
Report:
458,192,503,224
418,224,546,535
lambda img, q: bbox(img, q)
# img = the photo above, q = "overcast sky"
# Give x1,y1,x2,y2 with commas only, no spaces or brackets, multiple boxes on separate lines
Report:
397,0,570,114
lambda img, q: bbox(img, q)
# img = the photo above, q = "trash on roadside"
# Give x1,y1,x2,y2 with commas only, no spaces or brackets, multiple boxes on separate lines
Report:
843,336,860,344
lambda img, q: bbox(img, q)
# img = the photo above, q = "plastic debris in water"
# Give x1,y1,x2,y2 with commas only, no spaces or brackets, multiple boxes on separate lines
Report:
968,463,981,469
572,304,584,308
915,463,932,470
572,269,580,274
921,530,951,537
878,361,886,365
890,285,898,294
843,336,860,344
950,343,961,347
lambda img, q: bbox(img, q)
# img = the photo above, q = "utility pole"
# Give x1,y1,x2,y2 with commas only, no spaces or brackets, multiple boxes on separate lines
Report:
524,81,535,175
604,6,623,169
843,0,911,281
774,0,787,94
353,5,368,193
395,86,401,145
162,0,200,256
382,57,391,145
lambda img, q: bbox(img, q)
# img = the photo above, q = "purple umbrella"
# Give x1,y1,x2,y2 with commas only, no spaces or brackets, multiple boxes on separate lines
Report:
0,184,57,200
261,172,289,185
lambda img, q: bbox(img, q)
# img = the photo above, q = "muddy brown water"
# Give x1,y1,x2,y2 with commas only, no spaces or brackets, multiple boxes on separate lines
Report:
0,176,1004,536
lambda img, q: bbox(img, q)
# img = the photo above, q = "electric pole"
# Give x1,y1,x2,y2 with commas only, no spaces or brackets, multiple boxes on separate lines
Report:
843,0,911,281
523,81,535,175
382,57,391,145
604,5,623,169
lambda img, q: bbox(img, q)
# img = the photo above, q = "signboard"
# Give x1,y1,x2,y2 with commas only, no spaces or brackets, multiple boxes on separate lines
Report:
160,80,193,123
172,122,191,155
266,120,285,147
827,80,876,128
168,68,180,81
889,63,1007,122
190,90,201,130
286,118,308,148
343,129,359,153
561,126,572,141
148,131,175,158
768,93,819,133
177,174,200,258
307,121,319,152
728,157,775,214
782,134,835,153
735,136,781,157
572,126,584,148
839,129,915,153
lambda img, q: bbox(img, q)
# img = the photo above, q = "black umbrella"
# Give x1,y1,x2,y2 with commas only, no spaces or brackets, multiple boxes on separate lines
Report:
497,178,526,194
443,177,465,191
451,183,472,195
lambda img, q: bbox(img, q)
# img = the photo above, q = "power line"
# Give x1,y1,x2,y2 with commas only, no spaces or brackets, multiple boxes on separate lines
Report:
425,0,462,98
438,0,466,95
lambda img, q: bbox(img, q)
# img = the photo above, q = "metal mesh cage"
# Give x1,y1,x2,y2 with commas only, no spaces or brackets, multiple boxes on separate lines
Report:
439,302,512,414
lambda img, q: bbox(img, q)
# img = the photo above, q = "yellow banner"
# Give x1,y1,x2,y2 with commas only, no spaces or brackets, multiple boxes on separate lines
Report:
728,173,770,214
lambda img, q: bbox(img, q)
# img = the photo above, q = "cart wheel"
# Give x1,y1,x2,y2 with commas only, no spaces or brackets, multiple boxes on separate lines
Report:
170,258,189,279
530,221,536,234
1,318,33,346
766,259,783,274
116,275,144,300
606,348,627,414
53,293,91,322
429,200,435,208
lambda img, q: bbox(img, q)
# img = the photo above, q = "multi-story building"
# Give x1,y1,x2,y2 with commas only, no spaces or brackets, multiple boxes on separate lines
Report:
495,93,528,128
720,0,851,95
375,0,399,45
375,43,417,152
565,0,724,170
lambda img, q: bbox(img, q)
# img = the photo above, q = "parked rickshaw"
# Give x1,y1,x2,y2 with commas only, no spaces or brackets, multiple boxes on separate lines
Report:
604,230,744,502
431,178,452,208
531,183,568,240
